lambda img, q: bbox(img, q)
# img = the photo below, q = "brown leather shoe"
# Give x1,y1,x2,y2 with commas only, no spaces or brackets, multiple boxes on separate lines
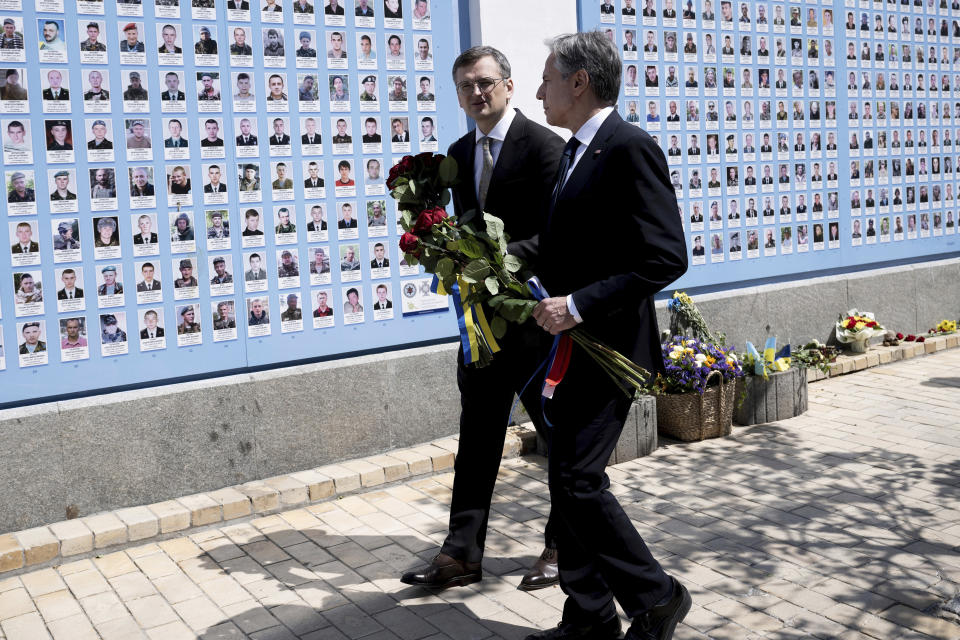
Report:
518,548,559,591
400,553,482,588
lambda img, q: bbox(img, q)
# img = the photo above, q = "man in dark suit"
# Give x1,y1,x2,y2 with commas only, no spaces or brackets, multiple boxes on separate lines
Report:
400,46,565,593
513,32,690,640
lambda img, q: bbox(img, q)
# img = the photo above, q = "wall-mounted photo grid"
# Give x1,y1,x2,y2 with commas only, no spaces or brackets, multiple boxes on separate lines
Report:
0,0,456,400
585,0,960,289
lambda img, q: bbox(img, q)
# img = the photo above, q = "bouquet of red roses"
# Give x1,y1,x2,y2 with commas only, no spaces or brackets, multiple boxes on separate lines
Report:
390,153,651,396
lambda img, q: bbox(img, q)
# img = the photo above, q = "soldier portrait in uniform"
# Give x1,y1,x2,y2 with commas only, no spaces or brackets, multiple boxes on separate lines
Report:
174,258,198,288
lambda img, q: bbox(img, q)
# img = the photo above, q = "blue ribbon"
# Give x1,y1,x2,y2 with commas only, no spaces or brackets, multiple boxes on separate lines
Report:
505,277,562,429
432,275,474,364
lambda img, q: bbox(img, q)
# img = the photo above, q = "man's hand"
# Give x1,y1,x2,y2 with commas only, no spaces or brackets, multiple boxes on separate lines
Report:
533,297,577,335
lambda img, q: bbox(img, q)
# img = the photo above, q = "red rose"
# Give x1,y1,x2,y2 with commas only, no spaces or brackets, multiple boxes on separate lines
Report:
414,207,447,233
896,332,904,340
414,210,436,233
415,151,434,164
431,154,446,167
426,206,447,223
400,155,415,172
917,336,925,342
399,232,421,255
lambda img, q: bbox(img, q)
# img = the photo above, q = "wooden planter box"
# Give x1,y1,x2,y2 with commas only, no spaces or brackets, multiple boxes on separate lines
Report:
536,395,657,464
734,367,808,426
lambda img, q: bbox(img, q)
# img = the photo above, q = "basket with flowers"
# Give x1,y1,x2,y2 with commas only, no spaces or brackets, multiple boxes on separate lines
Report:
646,336,743,441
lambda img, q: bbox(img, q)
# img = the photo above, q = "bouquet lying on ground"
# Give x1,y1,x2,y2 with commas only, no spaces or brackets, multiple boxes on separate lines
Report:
389,152,651,396
835,309,885,344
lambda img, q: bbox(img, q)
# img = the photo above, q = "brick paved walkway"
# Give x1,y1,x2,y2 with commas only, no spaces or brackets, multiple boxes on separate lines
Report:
1,349,959,640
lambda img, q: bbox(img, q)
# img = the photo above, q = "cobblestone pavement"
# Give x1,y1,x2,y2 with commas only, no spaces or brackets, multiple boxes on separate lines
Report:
2,349,960,640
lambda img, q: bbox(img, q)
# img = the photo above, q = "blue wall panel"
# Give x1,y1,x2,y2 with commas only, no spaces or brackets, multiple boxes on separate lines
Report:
0,0,461,404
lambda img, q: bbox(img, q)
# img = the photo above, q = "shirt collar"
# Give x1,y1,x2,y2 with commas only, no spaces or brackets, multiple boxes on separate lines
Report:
475,107,516,144
571,106,615,149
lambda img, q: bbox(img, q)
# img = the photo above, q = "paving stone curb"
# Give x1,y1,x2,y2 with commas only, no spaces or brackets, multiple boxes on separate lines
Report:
0,426,538,579
806,334,959,382
0,334,955,579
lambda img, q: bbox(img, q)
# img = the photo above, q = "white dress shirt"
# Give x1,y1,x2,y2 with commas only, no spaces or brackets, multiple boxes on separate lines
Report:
473,108,516,202
564,106,614,323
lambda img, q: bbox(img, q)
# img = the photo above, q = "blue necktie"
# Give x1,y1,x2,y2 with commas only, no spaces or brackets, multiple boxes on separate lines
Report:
550,137,582,214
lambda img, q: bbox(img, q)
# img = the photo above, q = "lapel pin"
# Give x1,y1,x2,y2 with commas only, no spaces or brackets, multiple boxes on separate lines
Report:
593,149,602,156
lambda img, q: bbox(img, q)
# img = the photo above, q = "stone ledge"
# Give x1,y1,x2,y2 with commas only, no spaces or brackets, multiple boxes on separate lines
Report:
2,332,956,578
807,335,958,381
0,428,531,578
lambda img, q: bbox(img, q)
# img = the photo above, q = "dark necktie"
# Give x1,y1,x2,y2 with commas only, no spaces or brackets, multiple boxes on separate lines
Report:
549,137,582,214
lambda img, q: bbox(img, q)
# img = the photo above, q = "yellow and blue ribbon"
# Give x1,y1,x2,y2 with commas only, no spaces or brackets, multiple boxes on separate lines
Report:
746,337,791,376
431,275,500,365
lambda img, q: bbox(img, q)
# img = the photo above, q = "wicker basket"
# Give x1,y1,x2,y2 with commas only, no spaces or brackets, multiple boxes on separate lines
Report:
656,370,736,442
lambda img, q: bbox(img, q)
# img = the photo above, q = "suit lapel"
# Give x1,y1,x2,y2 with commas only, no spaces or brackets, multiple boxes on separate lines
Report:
450,129,479,213
485,111,529,206
557,110,621,203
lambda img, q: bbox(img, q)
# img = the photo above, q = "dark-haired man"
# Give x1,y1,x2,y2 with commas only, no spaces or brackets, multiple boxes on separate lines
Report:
400,45,565,593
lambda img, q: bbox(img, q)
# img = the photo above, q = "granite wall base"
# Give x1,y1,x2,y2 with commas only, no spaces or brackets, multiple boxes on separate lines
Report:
1,257,957,532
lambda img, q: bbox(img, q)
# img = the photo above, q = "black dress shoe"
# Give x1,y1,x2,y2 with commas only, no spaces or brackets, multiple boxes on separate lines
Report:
624,577,692,640
400,553,482,588
518,548,559,591
524,615,622,640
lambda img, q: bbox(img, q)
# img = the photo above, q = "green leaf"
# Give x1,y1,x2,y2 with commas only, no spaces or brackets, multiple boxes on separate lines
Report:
408,180,417,195
484,276,499,295
439,189,451,206
403,254,419,266
487,294,507,308
516,300,538,324
435,257,455,278
401,210,414,229
497,298,529,321
461,259,490,284
483,213,505,241
441,273,457,293
491,316,507,339
438,155,458,184
458,209,478,226
458,236,486,259
503,254,523,273
445,240,459,251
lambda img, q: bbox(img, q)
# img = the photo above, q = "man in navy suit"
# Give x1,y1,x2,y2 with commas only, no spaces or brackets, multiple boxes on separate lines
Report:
400,46,565,593
513,32,690,640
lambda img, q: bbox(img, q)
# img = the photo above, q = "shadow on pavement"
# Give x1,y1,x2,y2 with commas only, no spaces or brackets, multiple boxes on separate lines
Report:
183,525,543,640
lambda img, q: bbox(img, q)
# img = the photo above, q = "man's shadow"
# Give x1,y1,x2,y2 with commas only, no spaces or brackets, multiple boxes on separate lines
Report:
177,523,545,639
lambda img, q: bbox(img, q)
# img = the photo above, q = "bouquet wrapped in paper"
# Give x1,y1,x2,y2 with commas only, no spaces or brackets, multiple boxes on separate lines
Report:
835,309,885,345
389,153,651,397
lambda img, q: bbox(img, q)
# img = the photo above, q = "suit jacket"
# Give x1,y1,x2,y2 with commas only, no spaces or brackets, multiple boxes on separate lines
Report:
449,110,564,346
140,327,165,338
136,280,161,291
133,233,158,244
236,135,258,146
42,88,69,100
11,242,39,254
57,287,83,300
510,111,687,374
449,110,564,259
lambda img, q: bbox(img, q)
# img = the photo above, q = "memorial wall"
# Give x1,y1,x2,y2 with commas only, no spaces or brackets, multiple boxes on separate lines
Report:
583,0,960,289
0,0,460,404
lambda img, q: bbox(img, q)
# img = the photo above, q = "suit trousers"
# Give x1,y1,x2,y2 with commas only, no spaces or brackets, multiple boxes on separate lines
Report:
546,348,672,623
440,321,556,564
